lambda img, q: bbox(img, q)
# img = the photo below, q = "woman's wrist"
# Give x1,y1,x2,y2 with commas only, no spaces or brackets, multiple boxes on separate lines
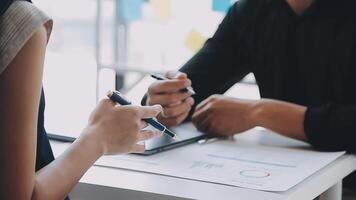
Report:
78,126,105,158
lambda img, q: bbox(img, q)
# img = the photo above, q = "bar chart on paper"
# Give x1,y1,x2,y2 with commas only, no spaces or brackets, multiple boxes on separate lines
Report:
95,126,345,192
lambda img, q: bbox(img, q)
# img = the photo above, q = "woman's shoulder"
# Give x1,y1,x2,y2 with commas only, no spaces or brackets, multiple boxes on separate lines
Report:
0,0,52,75
3,1,52,24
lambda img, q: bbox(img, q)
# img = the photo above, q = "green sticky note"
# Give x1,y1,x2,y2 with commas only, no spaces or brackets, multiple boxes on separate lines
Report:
119,0,144,22
212,0,231,13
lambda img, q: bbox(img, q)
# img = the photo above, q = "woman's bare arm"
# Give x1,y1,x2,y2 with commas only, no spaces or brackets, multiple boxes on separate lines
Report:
0,25,162,200
0,26,105,200
0,26,47,199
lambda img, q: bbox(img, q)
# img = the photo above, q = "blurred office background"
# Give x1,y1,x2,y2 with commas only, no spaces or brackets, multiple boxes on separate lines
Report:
33,0,259,138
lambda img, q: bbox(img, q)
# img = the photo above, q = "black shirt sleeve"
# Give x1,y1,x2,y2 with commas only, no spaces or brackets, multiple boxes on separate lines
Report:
180,1,251,109
305,104,356,153
141,1,252,108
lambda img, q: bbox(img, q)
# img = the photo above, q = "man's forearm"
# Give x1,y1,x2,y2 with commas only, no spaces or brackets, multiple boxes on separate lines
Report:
251,99,308,141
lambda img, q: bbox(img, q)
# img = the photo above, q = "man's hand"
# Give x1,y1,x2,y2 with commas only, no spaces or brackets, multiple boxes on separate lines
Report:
146,71,195,127
192,95,258,136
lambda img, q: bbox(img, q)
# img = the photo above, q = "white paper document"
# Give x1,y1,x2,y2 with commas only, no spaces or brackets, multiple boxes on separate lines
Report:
95,128,345,192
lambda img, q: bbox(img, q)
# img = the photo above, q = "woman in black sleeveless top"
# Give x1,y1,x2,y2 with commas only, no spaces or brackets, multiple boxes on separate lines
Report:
0,1,163,199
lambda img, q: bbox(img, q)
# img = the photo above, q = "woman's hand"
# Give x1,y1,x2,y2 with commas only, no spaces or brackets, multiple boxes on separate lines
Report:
83,99,163,155
192,95,258,136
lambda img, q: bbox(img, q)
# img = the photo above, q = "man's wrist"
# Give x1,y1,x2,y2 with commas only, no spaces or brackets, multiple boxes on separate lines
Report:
249,99,269,127
248,99,308,141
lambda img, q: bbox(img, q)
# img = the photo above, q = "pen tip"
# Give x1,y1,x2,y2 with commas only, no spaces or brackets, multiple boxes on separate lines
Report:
165,129,178,140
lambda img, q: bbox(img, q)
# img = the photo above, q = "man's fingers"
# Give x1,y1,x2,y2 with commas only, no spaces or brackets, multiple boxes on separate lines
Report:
148,79,191,94
195,95,220,113
162,97,194,118
192,104,214,133
177,111,190,122
195,97,213,113
130,144,146,153
160,111,190,127
192,106,209,127
195,116,214,134
148,92,192,106
138,130,162,141
166,71,187,79
139,105,163,119
192,103,209,121
185,97,195,106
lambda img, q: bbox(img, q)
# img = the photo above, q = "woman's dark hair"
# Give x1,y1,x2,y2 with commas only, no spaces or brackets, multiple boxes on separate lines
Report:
0,0,13,17
0,0,32,17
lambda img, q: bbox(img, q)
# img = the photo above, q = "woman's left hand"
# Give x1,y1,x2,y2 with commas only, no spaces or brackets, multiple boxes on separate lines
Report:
192,95,258,136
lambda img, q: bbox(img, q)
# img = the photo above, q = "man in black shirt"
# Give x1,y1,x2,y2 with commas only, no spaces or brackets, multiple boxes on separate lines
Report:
143,0,356,196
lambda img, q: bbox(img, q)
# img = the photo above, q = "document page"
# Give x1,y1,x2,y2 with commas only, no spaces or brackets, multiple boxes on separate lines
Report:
95,128,345,192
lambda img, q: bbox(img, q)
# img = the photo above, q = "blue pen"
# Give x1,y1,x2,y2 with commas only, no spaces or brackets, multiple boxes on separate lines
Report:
107,90,177,139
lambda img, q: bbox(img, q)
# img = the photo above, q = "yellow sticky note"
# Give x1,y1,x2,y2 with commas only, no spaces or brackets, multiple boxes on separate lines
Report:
185,30,207,52
151,0,171,21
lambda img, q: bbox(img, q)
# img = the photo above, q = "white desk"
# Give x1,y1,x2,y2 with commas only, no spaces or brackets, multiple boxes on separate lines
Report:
50,129,356,200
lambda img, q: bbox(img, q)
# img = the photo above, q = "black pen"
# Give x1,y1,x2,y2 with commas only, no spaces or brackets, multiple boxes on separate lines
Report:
107,90,177,139
150,74,196,95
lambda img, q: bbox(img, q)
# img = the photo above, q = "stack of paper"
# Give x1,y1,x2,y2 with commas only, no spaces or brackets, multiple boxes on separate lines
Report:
95,127,345,192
